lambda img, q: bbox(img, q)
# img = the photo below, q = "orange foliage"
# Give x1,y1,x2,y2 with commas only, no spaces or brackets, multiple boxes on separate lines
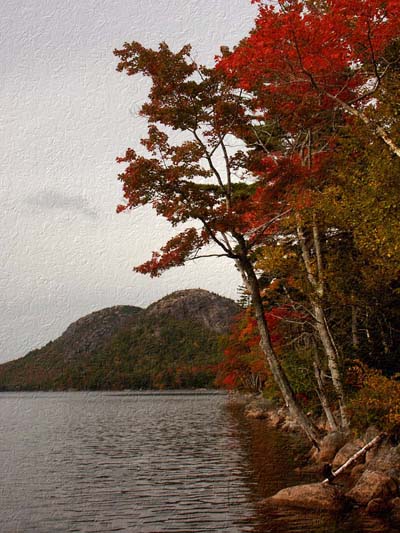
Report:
348,362,400,432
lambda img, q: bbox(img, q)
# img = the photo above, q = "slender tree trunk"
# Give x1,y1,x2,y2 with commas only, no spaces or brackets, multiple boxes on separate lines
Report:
313,352,338,432
322,434,384,484
296,218,349,429
326,92,400,159
234,247,320,447
313,305,349,429
351,301,360,350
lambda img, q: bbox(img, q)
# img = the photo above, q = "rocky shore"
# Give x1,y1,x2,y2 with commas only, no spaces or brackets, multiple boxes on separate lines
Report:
233,394,400,524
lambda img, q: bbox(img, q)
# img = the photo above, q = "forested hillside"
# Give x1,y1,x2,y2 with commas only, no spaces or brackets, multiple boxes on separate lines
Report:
0,290,239,390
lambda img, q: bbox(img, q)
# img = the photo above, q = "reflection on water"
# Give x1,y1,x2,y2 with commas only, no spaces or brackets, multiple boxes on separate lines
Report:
0,392,397,532
225,404,399,533
225,406,400,533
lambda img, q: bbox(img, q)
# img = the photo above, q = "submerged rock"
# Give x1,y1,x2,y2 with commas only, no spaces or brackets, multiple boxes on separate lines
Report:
265,482,345,512
267,409,284,428
246,407,268,419
245,398,274,419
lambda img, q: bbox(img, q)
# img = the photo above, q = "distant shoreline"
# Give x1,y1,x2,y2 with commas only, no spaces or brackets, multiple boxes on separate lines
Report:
0,388,228,395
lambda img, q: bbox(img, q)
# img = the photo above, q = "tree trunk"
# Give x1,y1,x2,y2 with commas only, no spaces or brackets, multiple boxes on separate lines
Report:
235,249,321,447
313,305,349,429
313,356,338,432
351,303,360,350
296,220,349,429
326,92,400,159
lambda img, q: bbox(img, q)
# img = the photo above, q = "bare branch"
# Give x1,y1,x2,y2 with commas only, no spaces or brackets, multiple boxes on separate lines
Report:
191,128,228,193
187,253,229,261
245,209,292,239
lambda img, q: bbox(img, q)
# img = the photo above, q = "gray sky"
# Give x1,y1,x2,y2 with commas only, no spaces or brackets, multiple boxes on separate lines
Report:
0,0,257,362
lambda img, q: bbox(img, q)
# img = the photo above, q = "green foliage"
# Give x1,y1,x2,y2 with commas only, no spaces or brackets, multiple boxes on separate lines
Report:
0,316,227,391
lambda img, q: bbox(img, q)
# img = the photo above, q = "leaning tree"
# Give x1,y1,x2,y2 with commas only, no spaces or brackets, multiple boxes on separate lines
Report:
114,41,321,445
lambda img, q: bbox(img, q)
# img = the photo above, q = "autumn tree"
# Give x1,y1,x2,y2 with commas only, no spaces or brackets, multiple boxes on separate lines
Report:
314,119,400,373
217,0,400,430
114,2,399,441
221,0,400,157
114,41,321,445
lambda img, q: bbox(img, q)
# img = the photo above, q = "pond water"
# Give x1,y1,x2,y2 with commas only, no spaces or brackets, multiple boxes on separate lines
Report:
0,392,397,532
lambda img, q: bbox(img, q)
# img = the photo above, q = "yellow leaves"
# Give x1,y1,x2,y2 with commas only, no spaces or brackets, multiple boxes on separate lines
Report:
348,364,400,432
256,242,298,278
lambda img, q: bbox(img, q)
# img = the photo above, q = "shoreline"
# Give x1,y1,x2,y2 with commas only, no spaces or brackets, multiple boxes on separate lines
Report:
228,392,400,524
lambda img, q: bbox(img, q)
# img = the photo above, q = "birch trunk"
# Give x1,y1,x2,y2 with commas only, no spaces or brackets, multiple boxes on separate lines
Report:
313,358,338,432
296,219,349,429
326,92,400,159
314,305,349,429
322,434,384,484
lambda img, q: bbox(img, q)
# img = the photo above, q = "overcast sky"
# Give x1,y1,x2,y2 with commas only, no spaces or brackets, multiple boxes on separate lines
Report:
0,0,258,362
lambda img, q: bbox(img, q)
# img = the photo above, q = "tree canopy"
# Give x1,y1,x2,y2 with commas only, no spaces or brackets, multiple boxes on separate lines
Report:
114,0,400,441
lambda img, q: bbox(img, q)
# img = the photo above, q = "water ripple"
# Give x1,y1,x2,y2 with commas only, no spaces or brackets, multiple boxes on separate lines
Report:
1,392,396,533
0,392,255,533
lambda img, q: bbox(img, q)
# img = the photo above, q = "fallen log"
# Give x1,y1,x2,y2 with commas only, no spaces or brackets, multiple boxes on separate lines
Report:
322,434,385,484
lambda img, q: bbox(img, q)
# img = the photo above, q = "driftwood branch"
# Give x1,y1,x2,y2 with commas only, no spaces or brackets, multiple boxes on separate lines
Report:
322,434,385,484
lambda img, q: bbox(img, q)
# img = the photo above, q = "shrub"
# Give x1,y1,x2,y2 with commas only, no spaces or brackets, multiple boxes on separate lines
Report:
348,363,400,433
